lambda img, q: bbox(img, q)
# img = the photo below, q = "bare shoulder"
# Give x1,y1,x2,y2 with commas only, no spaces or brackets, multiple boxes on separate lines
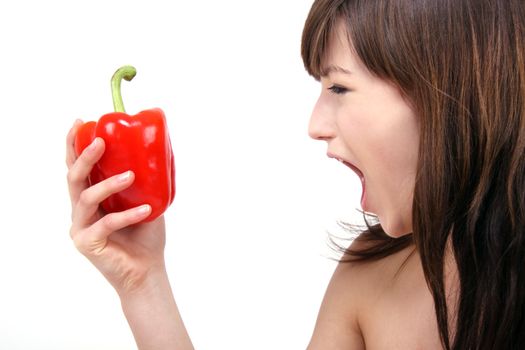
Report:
307,237,416,350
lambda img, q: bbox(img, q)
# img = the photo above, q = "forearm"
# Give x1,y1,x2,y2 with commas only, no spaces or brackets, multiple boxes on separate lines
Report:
119,267,194,350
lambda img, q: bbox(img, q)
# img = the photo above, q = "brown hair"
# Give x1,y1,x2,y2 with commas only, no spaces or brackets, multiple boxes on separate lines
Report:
302,0,525,349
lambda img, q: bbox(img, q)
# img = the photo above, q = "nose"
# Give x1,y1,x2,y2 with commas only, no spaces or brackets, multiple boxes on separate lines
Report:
308,96,335,141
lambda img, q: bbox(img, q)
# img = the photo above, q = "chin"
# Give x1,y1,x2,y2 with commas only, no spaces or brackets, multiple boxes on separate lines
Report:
378,215,413,238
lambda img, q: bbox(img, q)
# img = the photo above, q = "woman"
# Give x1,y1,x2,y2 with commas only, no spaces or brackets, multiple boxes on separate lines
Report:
66,0,525,349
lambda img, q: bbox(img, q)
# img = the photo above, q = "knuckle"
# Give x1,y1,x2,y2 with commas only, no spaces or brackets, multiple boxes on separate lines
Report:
72,229,103,257
101,213,118,231
66,169,79,184
73,235,87,254
75,151,95,172
78,190,93,207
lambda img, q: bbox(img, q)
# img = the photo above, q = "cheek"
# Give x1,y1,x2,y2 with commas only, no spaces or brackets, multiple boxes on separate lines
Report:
363,103,419,170
373,126,418,170
341,104,419,198
337,94,419,173
336,104,372,144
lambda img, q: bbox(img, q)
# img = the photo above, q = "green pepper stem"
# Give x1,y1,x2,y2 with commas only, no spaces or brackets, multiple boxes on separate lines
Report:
111,65,137,113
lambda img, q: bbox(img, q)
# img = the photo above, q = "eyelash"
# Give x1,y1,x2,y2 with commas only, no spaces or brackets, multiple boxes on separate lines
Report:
327,85,349,95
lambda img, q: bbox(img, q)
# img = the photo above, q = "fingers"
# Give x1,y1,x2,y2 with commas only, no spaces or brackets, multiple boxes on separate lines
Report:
72,204,152,255
67,137,105,205
73,170,135,226
66,119,84,169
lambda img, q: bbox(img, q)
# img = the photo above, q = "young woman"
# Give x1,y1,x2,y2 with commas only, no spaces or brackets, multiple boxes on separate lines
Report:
66,0,525,349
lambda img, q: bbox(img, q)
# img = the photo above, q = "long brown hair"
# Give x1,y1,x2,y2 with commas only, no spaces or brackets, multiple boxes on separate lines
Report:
302,0,525,349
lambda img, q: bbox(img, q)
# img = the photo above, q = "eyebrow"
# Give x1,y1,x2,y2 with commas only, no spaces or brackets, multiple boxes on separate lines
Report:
320,65,352,77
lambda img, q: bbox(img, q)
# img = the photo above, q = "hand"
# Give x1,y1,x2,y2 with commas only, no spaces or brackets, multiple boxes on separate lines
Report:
66,119,168,296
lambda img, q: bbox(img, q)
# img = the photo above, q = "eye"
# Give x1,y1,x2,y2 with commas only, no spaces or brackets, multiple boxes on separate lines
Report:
327,84,349,95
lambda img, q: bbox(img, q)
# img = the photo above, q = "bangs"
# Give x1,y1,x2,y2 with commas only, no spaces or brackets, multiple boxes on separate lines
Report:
300,0,410,86
301,0,349,80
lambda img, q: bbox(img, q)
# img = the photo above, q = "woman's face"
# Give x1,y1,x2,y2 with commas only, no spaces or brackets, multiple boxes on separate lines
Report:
308,24,419,237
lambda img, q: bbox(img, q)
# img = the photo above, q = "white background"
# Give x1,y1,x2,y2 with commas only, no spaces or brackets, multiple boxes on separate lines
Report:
0,1,365,349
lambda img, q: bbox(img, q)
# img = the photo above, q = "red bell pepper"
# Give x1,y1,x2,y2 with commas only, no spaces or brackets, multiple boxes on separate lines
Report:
74,66,175,222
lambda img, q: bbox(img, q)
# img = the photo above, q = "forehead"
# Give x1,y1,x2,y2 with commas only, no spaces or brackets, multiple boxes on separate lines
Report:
321,22,362,77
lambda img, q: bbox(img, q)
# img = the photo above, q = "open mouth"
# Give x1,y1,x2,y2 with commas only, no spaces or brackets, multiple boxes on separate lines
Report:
340,160,364,182
336,159,367,208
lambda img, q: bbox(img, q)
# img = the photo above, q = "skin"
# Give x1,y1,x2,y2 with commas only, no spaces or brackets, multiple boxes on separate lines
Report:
308,23,419,237
66,121,194,349
307,24,459,349
65,23,458,350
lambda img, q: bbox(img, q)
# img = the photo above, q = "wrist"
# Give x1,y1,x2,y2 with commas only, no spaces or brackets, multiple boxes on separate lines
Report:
118,264,177,327
117,264,194,349
116,262,171,300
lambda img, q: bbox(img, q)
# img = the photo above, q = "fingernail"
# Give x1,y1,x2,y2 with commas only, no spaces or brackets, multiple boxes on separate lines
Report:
136,205,151,215
89,138,99,151
73,118,83,127
117,171,132,182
